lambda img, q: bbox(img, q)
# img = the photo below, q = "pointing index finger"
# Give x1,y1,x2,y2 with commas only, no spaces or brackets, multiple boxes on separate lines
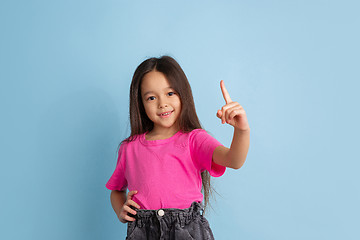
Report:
220,80,232,104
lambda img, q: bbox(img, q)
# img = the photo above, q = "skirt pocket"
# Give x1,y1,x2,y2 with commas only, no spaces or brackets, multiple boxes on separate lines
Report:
173,222,195,240
126,221,143,240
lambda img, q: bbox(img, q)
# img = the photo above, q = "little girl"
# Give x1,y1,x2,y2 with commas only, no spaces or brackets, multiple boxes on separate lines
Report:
106,55,250,239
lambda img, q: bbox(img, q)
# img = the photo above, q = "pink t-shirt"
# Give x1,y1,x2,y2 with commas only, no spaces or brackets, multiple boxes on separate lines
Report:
105,129,226,210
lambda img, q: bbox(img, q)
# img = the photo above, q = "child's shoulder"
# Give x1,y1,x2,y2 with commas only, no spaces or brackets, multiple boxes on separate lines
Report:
179,128,207,138
187,128,220,143
190,128,207,133
188,128,211,136
119,133,144,148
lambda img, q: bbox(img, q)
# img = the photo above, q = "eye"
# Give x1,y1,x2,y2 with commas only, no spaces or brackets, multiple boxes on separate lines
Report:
147,96,155,101
168,92,176,96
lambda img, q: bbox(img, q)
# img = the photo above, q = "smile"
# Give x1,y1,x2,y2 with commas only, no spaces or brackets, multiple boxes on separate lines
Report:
159,110,174,118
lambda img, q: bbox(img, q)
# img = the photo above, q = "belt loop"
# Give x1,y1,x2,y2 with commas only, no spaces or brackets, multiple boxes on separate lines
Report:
179,213,185,228
137,218,143,228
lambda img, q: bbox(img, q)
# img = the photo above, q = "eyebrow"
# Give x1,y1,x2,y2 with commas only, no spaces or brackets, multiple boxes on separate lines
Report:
143,87,174,96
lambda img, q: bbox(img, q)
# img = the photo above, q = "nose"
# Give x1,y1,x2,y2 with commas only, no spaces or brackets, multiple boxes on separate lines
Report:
158,102,168,108
158,96,168,108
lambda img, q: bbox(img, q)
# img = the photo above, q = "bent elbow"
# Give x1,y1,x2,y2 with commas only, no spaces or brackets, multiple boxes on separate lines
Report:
231,161,245,170
232,164,242,170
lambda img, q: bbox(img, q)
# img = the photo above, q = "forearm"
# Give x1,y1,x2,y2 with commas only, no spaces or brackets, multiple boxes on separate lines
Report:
110,190,126,217
227,128,250,169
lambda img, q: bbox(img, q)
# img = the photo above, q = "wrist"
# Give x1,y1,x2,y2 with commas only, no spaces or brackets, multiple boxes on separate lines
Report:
235,127,250,132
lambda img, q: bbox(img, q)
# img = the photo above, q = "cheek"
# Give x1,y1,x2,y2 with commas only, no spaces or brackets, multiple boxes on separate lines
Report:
174,97,182,108
143,104,153,116
147,106,156,115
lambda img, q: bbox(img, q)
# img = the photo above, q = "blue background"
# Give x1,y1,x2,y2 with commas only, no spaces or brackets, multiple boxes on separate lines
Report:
1,0,359,239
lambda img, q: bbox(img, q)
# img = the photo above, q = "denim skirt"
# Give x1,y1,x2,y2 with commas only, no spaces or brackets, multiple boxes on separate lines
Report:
125,201,215,240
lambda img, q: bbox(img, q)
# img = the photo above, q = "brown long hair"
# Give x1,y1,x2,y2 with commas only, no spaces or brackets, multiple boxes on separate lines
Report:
118,55,218,215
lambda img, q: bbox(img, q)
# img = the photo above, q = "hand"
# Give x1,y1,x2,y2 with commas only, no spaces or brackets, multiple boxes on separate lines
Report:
118,190,141,223
216,80,250,131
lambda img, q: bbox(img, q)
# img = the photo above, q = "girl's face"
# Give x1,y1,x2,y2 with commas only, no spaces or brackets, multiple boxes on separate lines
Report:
141,70,182,134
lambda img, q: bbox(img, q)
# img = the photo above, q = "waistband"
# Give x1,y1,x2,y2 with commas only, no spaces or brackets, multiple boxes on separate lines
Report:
131,201,204,228
134,201,203,217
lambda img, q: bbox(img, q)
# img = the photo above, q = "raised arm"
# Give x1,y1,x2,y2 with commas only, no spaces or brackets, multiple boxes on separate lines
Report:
212,129,250,169
213,80,250,169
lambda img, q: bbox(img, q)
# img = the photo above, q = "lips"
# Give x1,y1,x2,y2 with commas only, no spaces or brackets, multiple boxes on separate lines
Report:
158,110,174,116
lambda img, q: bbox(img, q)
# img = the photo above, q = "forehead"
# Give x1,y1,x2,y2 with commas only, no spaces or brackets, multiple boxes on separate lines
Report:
141,71,173,95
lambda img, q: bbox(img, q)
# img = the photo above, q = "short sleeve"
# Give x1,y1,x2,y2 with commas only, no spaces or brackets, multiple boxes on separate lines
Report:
189,129,226,177
105,143,128,191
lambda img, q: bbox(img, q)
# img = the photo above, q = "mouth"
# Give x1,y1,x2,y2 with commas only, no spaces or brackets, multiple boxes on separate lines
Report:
159,110,174,118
